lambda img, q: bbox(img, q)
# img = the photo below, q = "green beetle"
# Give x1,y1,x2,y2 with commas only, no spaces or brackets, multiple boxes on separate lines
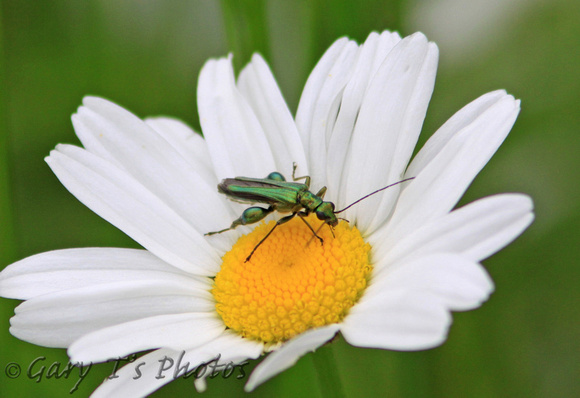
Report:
206,163,413,262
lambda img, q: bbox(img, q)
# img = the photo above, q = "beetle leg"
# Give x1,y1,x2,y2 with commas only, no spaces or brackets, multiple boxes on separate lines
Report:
315,186,327,199
205,206,273,236
266,171,286,181
297,211,324,246
246,213,296,262
291,162,311,187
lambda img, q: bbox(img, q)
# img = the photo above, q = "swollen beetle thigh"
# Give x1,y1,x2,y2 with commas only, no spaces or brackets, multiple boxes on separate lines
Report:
241,207,273,225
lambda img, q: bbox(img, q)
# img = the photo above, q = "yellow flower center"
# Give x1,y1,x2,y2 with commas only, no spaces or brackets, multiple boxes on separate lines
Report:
212,214,371,344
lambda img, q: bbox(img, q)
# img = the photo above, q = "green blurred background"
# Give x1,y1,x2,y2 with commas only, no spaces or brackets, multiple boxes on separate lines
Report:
1,0,578,397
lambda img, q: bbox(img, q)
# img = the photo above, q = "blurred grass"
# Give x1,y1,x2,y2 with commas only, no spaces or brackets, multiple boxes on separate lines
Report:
0,0,579,397
221,0,271,71
0,1,16,264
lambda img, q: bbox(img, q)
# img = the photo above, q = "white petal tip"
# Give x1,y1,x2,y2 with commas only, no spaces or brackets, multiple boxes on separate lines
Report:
82,96,106,107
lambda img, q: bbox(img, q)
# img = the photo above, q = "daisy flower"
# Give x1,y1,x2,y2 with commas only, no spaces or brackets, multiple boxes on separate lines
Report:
0,30,533,396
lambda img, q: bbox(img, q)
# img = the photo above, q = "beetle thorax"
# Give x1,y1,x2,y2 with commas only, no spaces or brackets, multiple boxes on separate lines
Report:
299,191,323,211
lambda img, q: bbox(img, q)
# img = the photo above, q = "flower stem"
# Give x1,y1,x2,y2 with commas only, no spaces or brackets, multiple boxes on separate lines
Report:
220,0,270,72
312,345,346,398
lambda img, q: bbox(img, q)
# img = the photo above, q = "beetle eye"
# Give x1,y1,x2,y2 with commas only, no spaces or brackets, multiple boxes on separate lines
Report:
316,211,326,220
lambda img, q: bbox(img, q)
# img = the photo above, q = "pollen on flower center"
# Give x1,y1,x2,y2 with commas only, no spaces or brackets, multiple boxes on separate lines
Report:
212,214,372,344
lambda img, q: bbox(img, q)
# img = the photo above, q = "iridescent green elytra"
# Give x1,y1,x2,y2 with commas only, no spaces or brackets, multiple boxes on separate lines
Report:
206,163,413,262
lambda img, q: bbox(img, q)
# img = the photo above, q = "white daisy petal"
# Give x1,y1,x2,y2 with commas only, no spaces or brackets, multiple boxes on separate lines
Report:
384,94,520,238
405,90,510,176
72,98,234,238
327,31,402,203
0,248,211,299
295,37,350,157
198,56,276,179
296,37,359,189
69,312,225,363
90,348,182,398
372,193,534,268
144,116,217,186
10,279,213,347
344,32,439,233
91,332,262,398
46,145,221,274
366,253,494,312
245,324,340,392
188,331,264,392
237,53,308,178
341,290,451,351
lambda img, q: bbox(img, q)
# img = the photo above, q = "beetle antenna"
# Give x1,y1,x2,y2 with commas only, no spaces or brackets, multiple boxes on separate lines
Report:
334,177,415,214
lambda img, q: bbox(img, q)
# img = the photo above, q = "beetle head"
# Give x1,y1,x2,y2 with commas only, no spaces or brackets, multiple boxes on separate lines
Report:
315,202,338,227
